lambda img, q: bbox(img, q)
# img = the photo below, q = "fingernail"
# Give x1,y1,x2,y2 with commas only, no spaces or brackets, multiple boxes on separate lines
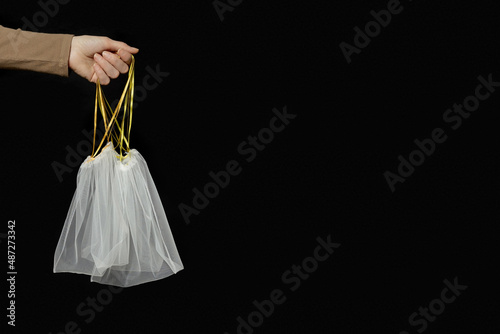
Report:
103,51,115,58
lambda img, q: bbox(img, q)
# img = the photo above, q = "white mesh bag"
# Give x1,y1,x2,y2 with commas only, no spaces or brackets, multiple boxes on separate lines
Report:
54,56,183,287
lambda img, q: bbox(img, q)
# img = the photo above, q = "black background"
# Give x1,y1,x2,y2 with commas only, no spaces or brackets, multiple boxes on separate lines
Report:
1,0,499,333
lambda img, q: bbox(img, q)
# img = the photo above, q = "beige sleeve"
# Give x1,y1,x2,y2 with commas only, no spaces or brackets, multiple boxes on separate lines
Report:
0,25,74,77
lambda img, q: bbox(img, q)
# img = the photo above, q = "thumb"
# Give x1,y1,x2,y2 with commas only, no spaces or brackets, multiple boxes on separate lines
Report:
104,38,139,54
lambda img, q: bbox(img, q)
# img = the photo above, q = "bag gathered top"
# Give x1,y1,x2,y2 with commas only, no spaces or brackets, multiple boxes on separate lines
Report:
53,56,184,287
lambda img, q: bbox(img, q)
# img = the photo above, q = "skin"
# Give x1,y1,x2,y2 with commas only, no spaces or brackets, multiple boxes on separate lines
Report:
68,35,139,85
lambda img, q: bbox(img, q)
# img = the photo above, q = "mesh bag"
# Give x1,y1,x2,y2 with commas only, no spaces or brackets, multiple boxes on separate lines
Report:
54,56,183,287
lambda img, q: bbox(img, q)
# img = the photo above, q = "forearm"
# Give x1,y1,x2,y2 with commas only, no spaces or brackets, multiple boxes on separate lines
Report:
0,25,73,77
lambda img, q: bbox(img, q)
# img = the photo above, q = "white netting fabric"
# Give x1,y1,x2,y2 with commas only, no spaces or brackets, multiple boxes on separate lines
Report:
54,142,184,287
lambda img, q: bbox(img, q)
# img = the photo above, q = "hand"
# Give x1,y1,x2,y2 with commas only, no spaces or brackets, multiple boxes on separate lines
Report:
68,35,139,85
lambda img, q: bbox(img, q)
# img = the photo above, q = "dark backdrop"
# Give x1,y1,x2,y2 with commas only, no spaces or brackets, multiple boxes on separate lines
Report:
1,1,499,333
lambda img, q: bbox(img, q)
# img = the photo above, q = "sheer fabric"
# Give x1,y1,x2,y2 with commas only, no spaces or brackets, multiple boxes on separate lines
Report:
54,142,183,287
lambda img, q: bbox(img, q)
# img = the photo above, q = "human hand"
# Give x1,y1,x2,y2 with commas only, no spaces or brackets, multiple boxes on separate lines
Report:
68,35,139,85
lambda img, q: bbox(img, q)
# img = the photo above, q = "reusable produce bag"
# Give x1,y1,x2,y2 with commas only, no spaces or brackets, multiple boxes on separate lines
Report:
54,56,183,287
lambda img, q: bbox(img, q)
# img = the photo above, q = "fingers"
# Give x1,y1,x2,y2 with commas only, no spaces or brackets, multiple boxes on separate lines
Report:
93,63,110,85
102,51,129,74
89,50,134,85
104,38,138,66
94,53,120,80
118,48,139,66
84,37,139,85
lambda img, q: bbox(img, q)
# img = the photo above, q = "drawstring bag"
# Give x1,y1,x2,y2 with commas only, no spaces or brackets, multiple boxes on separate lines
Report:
53,56,183,287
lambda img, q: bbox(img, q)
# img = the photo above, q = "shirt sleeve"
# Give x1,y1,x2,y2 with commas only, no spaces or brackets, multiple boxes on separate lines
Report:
0,25,74,77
